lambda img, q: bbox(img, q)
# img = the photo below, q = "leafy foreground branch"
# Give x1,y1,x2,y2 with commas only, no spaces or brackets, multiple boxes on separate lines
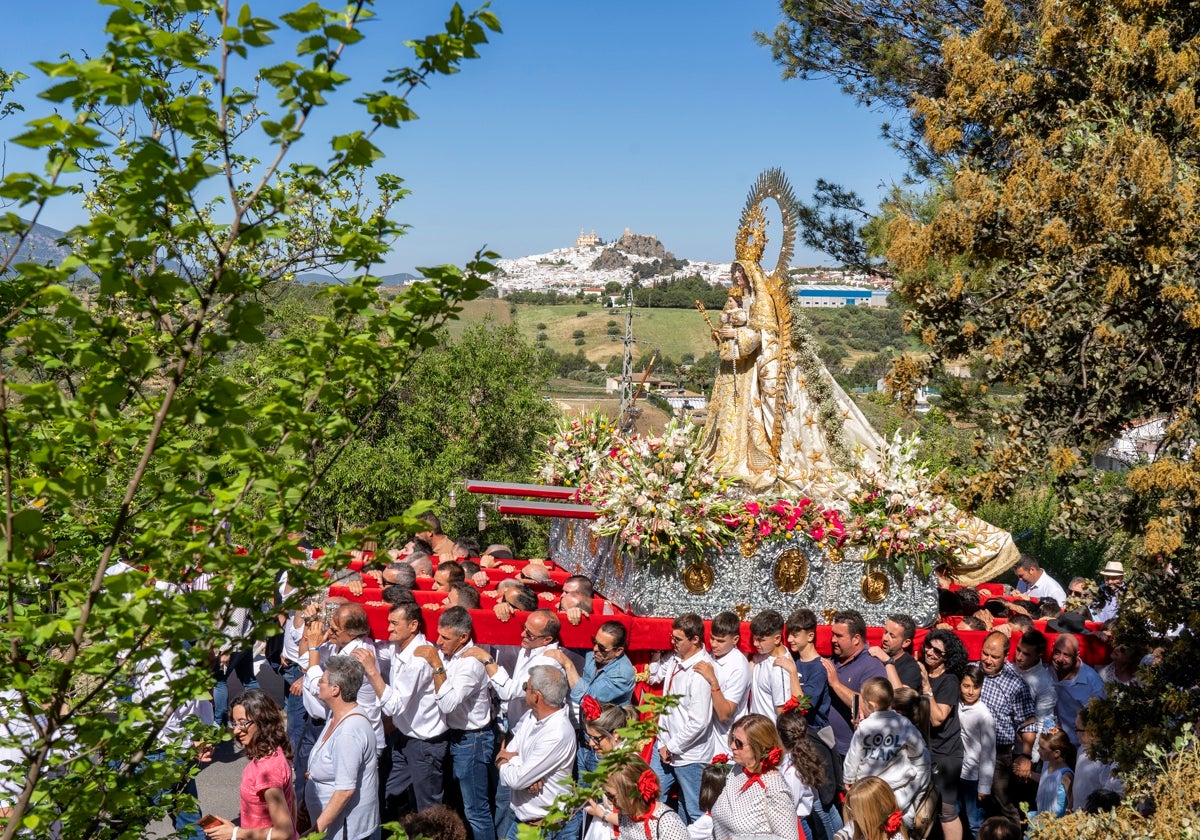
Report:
0,1,499,837
1029,724,1200,840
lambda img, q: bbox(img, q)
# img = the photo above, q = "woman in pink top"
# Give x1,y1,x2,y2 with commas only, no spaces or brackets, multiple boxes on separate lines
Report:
204,689,298,840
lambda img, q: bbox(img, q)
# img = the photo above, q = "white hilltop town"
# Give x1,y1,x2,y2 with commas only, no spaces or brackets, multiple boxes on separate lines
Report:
491,228,891,306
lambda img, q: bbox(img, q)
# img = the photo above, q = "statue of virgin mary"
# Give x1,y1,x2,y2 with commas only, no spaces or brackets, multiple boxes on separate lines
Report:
702,169,1019,583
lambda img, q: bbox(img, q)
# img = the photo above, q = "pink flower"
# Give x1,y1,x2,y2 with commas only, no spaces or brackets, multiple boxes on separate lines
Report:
721,514,741,529
809,523,826,542
758,520,773,538
769,499,792,517
743,501,761,516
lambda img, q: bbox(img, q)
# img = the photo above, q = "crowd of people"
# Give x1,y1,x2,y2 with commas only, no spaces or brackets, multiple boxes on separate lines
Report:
147,515,1131,840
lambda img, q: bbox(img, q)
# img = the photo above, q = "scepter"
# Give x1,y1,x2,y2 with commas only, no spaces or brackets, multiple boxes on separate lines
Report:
695,300,736,400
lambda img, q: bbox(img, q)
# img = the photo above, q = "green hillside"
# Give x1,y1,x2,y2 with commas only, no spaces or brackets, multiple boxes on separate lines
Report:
448,298,920,374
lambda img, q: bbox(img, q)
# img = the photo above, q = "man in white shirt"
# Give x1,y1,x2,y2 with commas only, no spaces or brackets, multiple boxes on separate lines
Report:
1013,629,1057,762
693,610,750,757
466,609,568,727
649,612,715,824
496,665,577,837
352,601,448,819
294,600,385,812
415,606,495,840
748,609,793,720
463,608,569,838
1014,554,1067,606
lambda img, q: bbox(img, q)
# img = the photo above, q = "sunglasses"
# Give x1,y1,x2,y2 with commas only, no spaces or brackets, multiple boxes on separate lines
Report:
592,638,615,654
230,719,254,730
728,735,745,750
925,646,946,657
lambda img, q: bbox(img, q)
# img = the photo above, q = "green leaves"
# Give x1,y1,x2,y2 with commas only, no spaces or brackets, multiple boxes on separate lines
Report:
0,1,505,836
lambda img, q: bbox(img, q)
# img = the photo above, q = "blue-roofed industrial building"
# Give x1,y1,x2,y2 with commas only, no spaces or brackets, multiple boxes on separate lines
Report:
794,286,889,307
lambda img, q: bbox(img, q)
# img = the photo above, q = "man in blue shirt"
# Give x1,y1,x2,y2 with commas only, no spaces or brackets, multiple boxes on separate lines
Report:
821,609,888,760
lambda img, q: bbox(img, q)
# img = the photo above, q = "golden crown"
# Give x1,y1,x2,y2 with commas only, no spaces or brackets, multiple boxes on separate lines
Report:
734,202,768,263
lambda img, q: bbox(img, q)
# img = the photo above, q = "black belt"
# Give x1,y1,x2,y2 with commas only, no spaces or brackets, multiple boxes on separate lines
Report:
450,725,489,734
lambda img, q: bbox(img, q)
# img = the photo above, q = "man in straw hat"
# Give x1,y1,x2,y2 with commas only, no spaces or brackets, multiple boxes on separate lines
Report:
1094,560,1125,623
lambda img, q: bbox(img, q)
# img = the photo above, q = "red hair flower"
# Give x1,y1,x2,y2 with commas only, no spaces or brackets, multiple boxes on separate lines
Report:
580,695,602,722
710,753,730,765
884,809,904,834
637,769,659,803
761,747,783,771
780,695,811,715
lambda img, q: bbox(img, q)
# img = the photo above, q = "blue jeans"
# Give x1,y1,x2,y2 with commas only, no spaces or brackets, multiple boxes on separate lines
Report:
649,743,703,824
813,799,843,840
451,728,496,840
279,663,305,755
557,742,598,839
959,778,985,838
213,649,258,728
505,820,564,840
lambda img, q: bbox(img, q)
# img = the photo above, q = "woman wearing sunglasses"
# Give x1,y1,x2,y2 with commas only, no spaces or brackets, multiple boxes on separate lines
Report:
202,688,298,840
581,703,640,839
710,713,799,840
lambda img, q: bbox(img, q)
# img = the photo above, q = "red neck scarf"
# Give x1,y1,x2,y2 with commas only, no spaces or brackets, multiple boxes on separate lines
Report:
740,747,783,792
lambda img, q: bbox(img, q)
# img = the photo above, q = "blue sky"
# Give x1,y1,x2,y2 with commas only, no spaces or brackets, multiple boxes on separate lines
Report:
3,1,910,275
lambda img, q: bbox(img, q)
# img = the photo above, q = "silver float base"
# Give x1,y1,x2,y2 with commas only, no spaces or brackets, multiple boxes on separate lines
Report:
550,519,937,625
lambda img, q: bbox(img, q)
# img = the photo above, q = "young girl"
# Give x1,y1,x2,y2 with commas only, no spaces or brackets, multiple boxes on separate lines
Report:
775,707,824,840
957,665,995,839
1033,729,1075,819
778,706,843,840
687,760,732,840
834,776,908,840
606,757,689,840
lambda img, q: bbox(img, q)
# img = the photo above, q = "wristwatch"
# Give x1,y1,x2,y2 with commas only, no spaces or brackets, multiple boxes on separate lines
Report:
482,657,495,667
433,666,446,676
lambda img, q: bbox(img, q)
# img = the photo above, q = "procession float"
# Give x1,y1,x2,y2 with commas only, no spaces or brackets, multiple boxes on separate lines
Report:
469,170,1019,625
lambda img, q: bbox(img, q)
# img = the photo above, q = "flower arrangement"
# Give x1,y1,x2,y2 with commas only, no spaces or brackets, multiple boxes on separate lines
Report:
542,414,739,563
725,497,848,553
842,432,975,577
538,415,971,577
780,695,811,715
537,411,615,493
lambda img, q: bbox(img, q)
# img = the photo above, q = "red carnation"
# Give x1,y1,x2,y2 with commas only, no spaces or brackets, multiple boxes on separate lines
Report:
780,697,800,714
637,769,659,803
710,753,730,765
884,809,903,834
761,746,783,771
580,695,602,722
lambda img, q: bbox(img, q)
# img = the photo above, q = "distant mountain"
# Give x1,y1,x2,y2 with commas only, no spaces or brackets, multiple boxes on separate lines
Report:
295,271,418,286
0,220,75,268
2,222,421,287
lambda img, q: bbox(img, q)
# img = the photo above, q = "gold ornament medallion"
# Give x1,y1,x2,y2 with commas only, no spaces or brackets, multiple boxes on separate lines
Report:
861,571,890,604
773,548,809,593
681,561,715,595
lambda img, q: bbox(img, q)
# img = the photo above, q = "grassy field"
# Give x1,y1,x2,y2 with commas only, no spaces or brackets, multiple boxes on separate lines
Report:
452,300,714,363
446,298,920,371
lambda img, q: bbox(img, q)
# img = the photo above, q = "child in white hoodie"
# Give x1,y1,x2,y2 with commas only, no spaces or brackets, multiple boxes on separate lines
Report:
958,664,995,839
842,677,931,821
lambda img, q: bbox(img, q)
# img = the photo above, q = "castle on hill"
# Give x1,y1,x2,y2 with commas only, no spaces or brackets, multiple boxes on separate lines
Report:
575,228,602,248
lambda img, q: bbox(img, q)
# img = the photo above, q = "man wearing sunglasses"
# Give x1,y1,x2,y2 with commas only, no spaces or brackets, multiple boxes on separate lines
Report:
464,608,569,839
